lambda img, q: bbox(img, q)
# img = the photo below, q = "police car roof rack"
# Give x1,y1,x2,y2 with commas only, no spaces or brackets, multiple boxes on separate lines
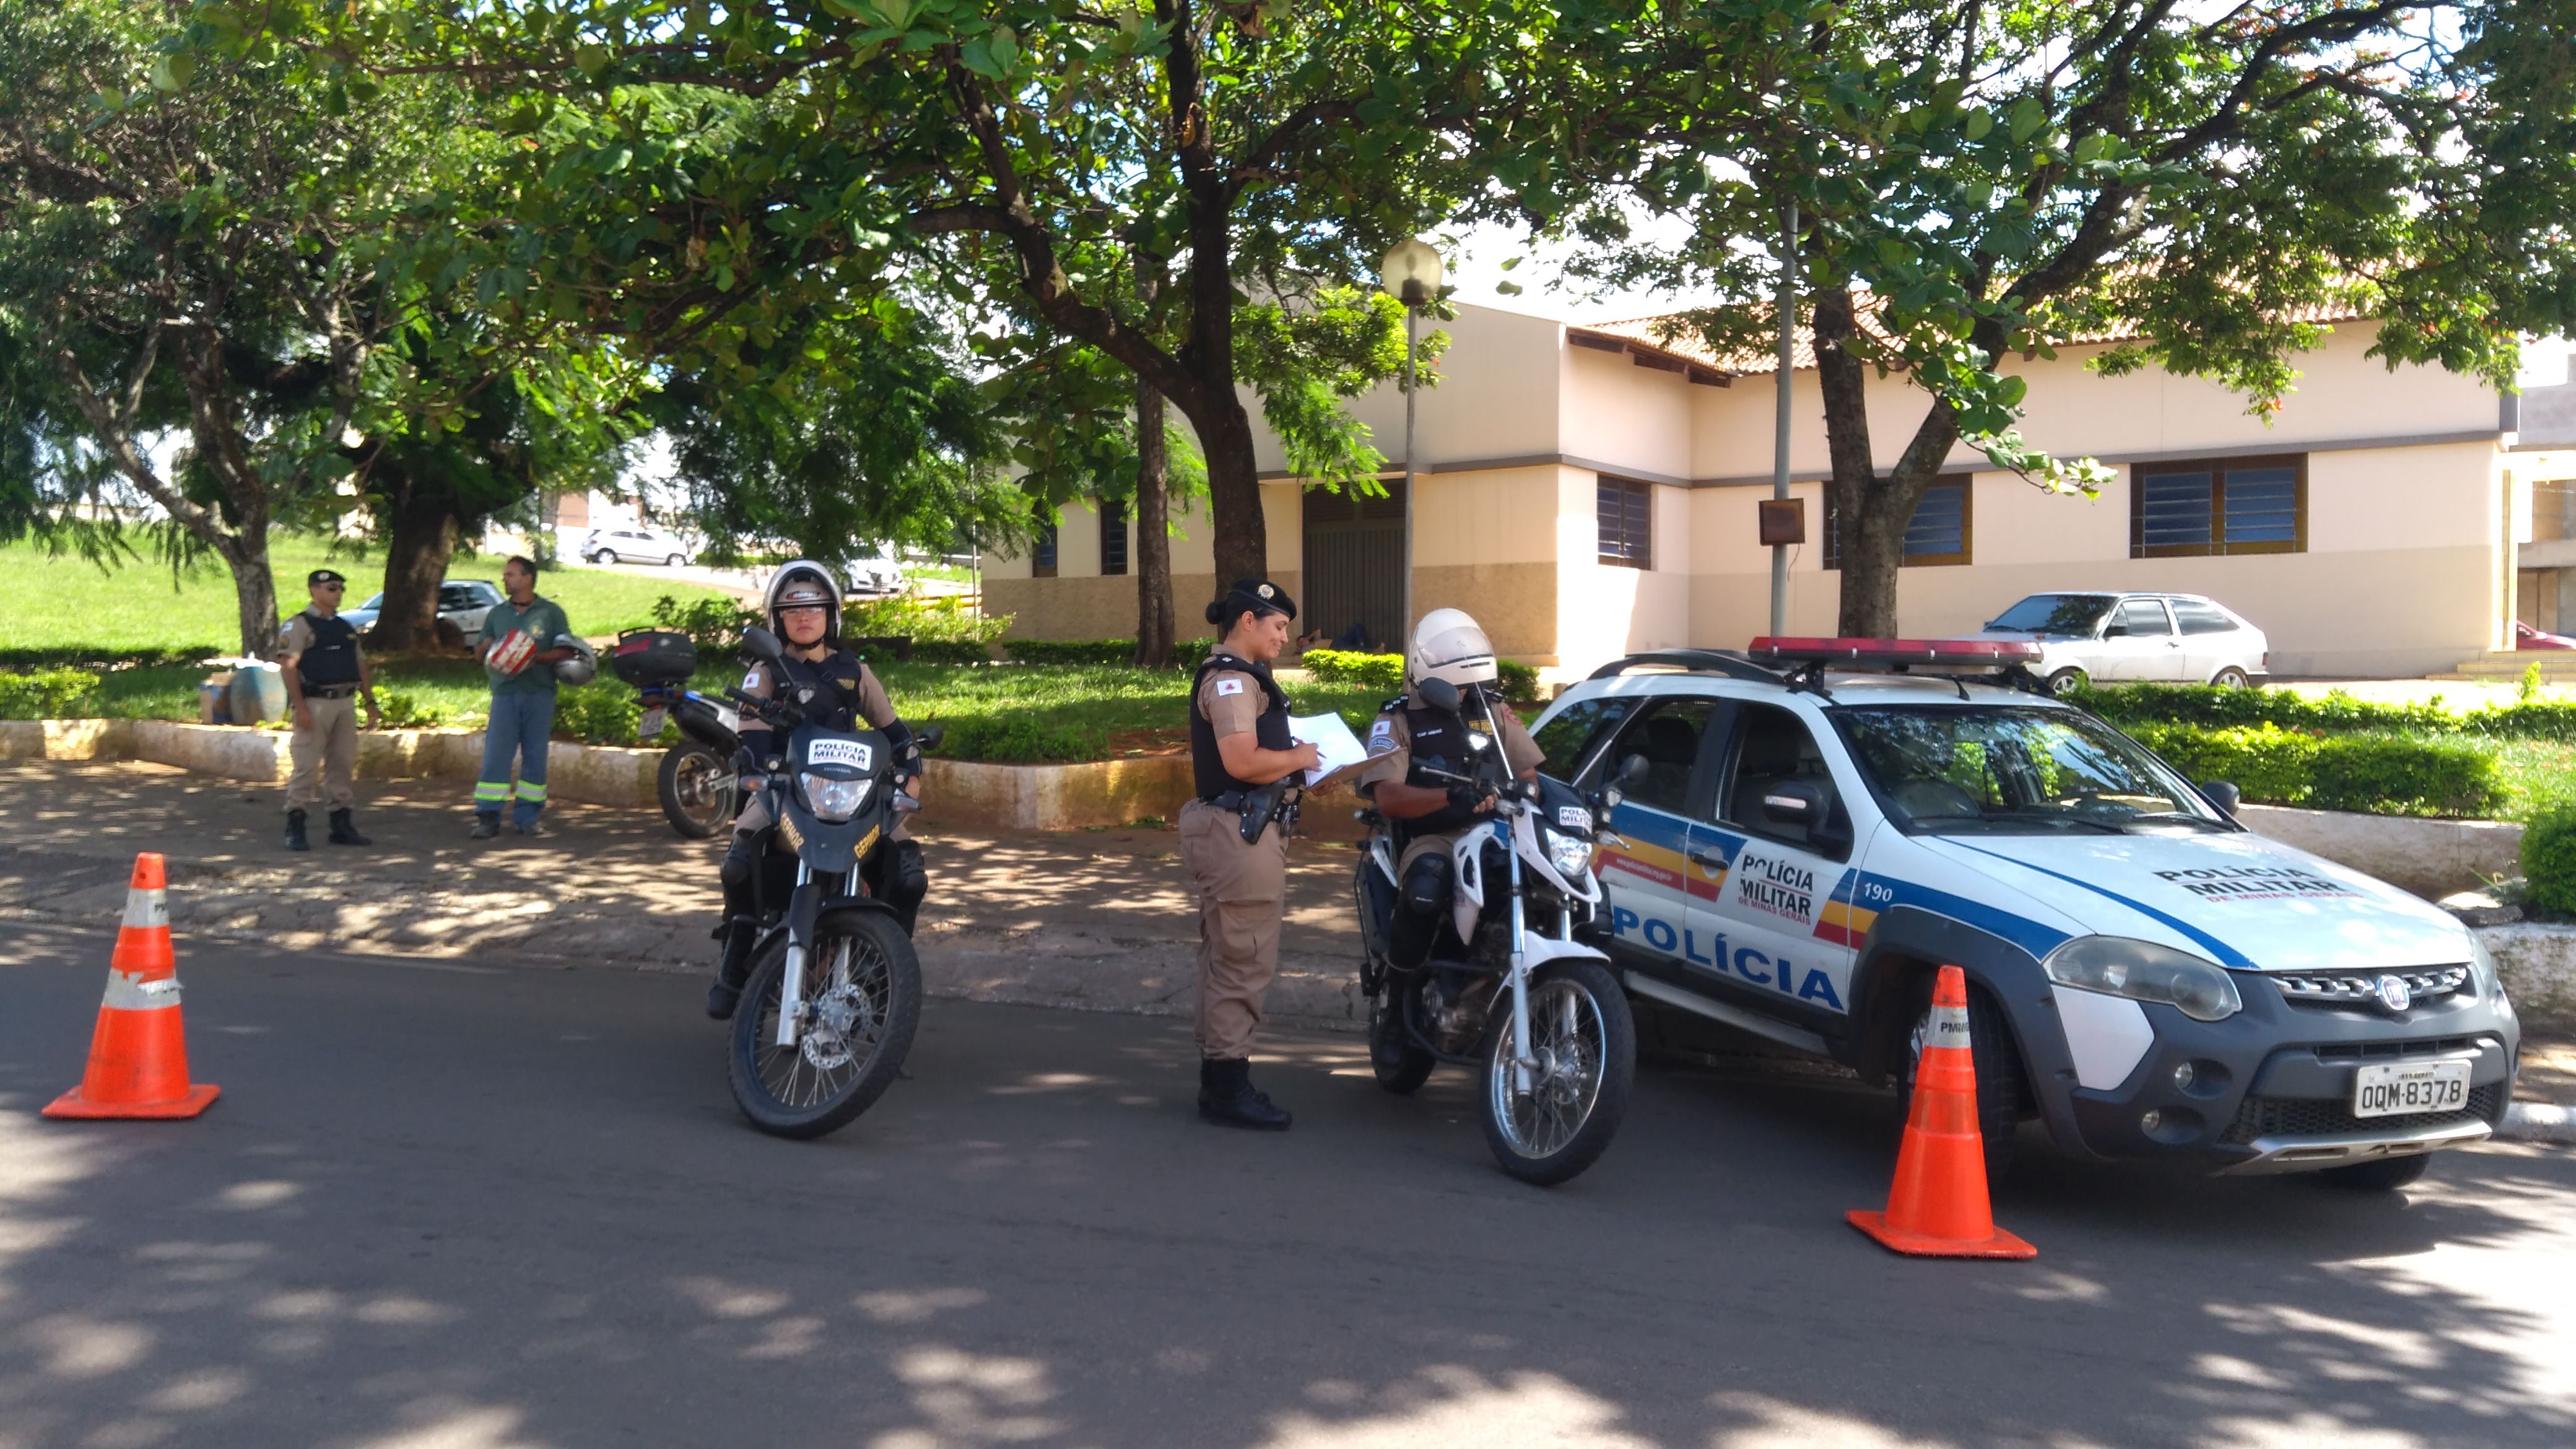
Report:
1585,649,1785,686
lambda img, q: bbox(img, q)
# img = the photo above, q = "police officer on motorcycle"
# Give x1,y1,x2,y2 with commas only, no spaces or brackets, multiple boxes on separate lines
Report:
1354,609,1543,977
705,562,930,1020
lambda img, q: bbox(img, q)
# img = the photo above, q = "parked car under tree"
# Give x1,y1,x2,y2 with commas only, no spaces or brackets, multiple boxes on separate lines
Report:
1972,593,2269,694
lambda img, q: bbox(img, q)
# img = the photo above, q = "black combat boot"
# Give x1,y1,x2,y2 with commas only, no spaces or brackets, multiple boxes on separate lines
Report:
326,809,371,846
705,852,760,1019
1197,1057,1292,1131
284,809,310,852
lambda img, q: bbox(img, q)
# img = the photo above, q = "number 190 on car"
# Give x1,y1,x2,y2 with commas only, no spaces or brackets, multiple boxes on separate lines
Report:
2352,1060,2471,1118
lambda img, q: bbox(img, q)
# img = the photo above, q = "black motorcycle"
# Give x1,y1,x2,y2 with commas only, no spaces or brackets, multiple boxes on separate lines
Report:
718,625,940,1139
1351,676,1639,1186
609,629,742,838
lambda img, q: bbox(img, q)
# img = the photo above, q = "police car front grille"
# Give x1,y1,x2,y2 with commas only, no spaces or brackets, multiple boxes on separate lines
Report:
2218,1083,2500,1146
2271,966,2469,1008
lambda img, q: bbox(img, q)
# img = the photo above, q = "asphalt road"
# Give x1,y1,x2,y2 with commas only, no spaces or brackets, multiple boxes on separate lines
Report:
3,924,2571,1449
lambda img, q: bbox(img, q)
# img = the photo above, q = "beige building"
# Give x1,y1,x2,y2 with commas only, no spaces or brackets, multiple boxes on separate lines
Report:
985,301,2552,681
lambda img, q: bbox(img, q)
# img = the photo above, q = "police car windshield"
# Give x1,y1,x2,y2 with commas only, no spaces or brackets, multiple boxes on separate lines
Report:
1832,705,2229,835
1985,593,2115,635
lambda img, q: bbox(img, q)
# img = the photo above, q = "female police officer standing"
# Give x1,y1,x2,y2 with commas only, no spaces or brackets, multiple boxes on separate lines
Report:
1181,579,1319,1129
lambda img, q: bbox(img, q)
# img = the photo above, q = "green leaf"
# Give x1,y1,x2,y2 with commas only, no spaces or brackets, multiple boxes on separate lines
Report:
2009,98,2044,144
574,44,611,78
149,52,196,92
1963,108,1993,142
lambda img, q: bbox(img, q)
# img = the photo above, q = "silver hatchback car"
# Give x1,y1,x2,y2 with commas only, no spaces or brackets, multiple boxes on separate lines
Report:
1970,593,2269,695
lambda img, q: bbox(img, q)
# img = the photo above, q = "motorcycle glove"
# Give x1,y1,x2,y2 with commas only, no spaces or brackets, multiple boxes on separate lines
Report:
1446,784,1490,814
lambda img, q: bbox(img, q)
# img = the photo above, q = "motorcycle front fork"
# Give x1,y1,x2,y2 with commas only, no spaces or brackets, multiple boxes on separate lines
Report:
1498,819,1535,1097
773,861,873,1048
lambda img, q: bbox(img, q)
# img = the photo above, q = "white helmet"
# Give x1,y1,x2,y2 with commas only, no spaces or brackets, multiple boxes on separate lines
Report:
764,560,843,637
1409,607,1498,690
551,634,598,686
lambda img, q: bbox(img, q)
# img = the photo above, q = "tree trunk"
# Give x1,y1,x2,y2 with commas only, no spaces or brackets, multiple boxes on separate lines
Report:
1196,401,1265,585
1133,378,1178,669
375,471,461,653
1812,285,1961,639
222,533,281,660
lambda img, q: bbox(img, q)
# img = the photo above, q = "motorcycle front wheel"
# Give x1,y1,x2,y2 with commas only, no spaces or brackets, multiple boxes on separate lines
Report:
658,742,736,839
1478,958,1635,1186
728,907,922,1139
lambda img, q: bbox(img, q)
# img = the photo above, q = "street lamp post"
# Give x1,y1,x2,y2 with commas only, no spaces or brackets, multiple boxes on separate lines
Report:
1380,238,1442,649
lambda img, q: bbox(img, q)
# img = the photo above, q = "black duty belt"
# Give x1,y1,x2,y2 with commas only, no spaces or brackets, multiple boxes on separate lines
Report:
305,684,362,700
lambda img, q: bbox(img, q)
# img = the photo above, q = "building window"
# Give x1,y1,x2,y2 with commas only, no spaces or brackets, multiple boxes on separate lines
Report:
1598,476,1653,568
1824,476,1973,569
2131,455,2305,557
1100,498,1128,577
1032,508,1058,578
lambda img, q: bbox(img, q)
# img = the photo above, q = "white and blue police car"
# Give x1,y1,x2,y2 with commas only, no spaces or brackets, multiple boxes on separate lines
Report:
1530,640,2520,1189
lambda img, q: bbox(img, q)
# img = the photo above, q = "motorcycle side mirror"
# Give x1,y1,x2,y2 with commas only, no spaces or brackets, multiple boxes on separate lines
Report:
741,625,786,664
918,724,945,749
1416,677,1461,713
1617,753,1650,788
2200,780,2241,817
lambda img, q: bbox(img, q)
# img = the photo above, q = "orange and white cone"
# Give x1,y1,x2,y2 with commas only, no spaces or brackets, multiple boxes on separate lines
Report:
43,853,220,1120
1846,964,2033,1259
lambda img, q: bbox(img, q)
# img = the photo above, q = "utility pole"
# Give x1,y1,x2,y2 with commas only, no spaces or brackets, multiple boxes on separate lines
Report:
1770,199,1798,639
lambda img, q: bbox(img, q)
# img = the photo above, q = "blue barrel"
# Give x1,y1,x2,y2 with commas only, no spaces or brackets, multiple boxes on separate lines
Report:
229,663,287,724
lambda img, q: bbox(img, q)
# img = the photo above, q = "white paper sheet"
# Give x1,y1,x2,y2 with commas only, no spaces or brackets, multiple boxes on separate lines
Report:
1289,712,1371,788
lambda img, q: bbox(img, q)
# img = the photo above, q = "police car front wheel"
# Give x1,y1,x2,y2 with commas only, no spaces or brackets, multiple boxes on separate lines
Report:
1892,974,2027,1185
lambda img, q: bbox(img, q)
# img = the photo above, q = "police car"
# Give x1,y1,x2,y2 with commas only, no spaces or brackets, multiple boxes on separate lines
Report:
1531,640,2520,1189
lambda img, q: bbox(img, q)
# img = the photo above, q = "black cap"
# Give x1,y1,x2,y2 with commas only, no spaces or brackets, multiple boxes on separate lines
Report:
1214,577,1295,624
308,568,347,586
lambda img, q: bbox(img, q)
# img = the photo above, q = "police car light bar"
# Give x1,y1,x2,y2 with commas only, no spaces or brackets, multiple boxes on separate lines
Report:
1746,637,2045,669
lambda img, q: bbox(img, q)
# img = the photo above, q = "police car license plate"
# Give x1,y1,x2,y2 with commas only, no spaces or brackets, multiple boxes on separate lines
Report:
2352,1060,2470,1118
638,705,667,742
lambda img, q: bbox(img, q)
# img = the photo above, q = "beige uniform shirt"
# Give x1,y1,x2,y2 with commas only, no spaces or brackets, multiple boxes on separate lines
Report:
274,612,324,664
1355,689,1543,799
1196,656,1271,743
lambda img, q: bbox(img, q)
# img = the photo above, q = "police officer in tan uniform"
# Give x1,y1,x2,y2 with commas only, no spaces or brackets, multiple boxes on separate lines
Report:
1355,609,1541,977
704,562,929,1020
1181,579,1318,1129
274,568,383,851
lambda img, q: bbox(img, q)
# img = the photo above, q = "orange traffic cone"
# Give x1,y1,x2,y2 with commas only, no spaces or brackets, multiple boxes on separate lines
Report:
1846,964,2033,1259
43,853,220,1120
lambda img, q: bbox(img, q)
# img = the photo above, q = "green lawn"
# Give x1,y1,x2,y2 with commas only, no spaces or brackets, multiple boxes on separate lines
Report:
0,535,738,659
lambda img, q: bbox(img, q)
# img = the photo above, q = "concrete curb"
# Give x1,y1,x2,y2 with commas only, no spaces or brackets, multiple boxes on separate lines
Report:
2499,1101,2576,1146
2237,803,2522,901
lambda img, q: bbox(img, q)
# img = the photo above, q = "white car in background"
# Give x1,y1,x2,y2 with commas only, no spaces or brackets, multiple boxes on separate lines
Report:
581,526,694,567
342,579,504,644
842,544,907,595
1972,593,2269,695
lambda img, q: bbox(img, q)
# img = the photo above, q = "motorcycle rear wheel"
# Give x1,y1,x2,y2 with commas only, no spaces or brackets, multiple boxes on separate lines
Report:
1478,959,1635,1186
728,907,921,1139
658,742,736,838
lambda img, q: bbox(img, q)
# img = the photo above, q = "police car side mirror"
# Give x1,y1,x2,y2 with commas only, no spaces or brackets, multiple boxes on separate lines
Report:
1760,779,1826,827
741,625,786,664
2200,780,2241,817
1417,677,1461,713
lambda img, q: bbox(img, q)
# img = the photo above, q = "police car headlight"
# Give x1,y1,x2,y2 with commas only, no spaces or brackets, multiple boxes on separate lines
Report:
2043,936,2242,1022
1543,827,1595,879
798,772,871,823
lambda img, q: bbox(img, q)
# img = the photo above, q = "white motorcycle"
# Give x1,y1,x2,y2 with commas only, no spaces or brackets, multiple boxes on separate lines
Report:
1352,676,1639,1185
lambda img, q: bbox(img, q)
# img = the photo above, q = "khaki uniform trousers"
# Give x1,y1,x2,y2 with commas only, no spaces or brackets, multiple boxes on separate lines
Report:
287,694,360,811
1178,796,1289,1060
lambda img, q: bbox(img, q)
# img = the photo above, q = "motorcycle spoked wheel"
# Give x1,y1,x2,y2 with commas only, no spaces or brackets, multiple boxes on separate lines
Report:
1477,958,1635,1186
1367,977,1437,1095
728,907,921,1139
658,742,736,839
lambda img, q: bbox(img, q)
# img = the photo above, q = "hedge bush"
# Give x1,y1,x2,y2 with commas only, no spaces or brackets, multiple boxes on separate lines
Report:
928,714,1107,764
2126,721,2508,817
0,666,103,719
1002,637,1217,667
2520,807,2576,916
1299,649,1541,703
2078,681,2576,743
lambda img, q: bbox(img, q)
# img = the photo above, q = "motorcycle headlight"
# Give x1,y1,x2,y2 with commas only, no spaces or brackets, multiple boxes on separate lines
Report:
1543,826,1595,879
2042,936,2242,1022
798,771,871,823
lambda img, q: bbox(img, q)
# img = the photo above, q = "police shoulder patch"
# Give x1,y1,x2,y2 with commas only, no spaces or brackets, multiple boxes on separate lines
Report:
1214,677,1245,697
742,669,762,690
1366,717,1398,755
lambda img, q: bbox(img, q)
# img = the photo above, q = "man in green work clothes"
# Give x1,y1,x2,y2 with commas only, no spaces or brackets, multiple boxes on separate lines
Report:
471,556,574,838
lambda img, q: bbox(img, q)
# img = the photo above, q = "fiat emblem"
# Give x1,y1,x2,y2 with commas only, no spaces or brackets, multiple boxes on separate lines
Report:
2374,975,2414,1012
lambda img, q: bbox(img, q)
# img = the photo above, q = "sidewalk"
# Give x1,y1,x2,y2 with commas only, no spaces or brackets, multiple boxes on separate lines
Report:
0,760,1368,1032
